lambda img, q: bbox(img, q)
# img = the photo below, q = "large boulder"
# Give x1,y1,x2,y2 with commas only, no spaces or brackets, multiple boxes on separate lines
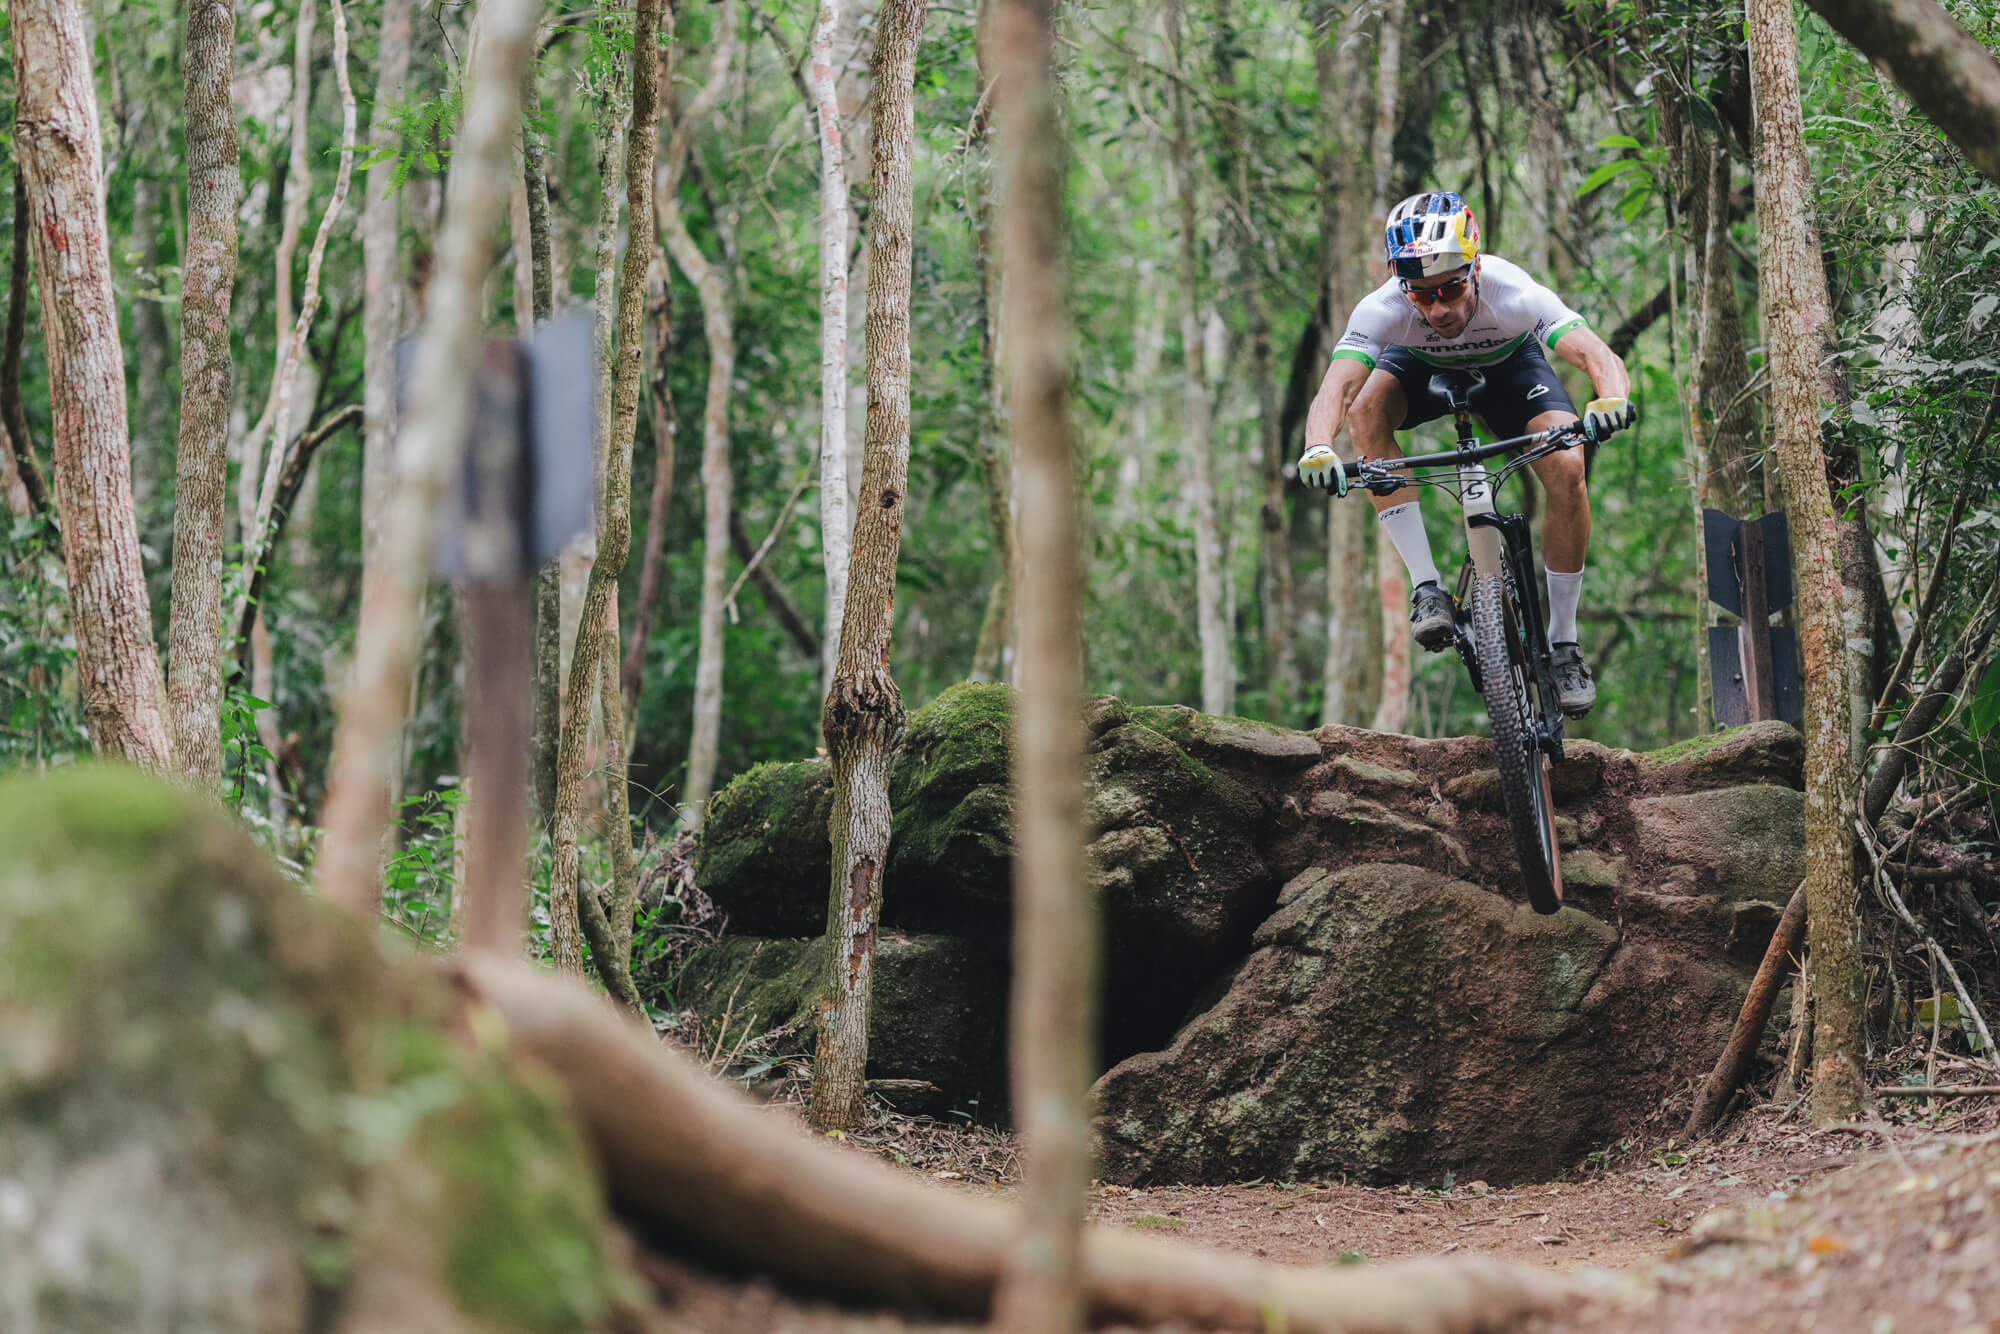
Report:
1093,863,1744,1186
677,698,1810,1178
694,759,834,936
0,768,628,1331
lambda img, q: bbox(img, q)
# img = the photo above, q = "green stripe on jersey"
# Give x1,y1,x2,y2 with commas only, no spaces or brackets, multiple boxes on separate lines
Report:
1544,316,1586,350
1331,348,1376,368
1401,330,1529,368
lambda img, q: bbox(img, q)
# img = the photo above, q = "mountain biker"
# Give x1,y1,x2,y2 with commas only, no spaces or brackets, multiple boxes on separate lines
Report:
1296,191,1634,717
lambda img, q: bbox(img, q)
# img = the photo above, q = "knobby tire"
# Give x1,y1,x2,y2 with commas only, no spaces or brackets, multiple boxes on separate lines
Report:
1470,571,1563,914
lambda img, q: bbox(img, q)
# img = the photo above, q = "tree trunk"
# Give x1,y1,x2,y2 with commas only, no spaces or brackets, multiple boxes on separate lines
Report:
662,5,740,836
521,33,564,830
814,0,853,700
12,0,174,772
351,0,412,860
1803,0,2000,188
809,0,927,1133
165,0,242,789
4,169,55,525
316,0,545,917
1693,137,1756,518
620,255,675,729
548,0,660,1002
545,72,627,977
1211,0,1290,721
987,0,1092,1325
1164,0,1231,718
1746,0,1867,1125
1318,0,1378,729
969,7,1014,688
1367,0,1410,735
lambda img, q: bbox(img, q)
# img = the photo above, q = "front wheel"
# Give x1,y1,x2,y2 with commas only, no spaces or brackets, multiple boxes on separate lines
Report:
1469,571,1563,914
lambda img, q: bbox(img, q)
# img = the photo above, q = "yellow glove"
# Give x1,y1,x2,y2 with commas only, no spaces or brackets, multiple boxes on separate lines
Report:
1582,396,1636,442
1297,444,1348,496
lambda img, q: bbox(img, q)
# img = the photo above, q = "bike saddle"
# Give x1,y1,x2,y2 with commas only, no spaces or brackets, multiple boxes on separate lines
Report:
1428,369,1487,412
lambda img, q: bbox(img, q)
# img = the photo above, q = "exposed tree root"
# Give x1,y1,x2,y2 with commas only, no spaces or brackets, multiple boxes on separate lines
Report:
452,956,1578,1333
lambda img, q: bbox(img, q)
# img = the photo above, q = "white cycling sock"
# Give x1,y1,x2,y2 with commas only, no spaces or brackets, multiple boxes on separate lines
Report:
1377,503,1441,589
1546,566,1584,644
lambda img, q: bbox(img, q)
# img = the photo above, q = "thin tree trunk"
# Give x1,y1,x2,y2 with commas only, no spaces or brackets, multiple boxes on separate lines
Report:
814,0,853,700
1803,0,2000,188
239,0,317,545
661,6,740,835
356,0,412,848
1367,0,1410,735
1747,0,1866,1125
165,0,242,789
545,81,627,976
316,0,545,917
1164,0,1231,718
1318,0,1377,729
4,170,54,525
522,35,565,830
809,0,927,1133
620,255,675,729
1211,0,1289,720
1695,138,1756,517
969,8,1014,688
988,0,1091,1323
549,0,660,1002
128,177,172,526
12,0,174,771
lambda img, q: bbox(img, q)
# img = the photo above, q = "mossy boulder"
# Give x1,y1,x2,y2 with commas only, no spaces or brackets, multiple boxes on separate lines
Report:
1093,862,1742,1186
695,758,835,935
1641,720,1804,790
885,681,1018,923
1086,717,1279,1056
674,932,1008,1115
0,768,627,1332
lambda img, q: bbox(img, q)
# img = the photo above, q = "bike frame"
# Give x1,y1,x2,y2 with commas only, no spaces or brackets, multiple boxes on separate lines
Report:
1339,404,1586,764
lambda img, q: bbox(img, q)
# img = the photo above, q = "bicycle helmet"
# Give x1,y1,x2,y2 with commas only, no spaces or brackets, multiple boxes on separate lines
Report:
1384,191,1481,280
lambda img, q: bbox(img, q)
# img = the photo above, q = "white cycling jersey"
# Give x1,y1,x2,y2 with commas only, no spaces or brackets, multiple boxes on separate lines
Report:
1332,254,1588,370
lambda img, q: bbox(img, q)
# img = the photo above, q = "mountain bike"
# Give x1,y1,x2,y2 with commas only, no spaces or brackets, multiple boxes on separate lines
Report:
1312,370,1596,915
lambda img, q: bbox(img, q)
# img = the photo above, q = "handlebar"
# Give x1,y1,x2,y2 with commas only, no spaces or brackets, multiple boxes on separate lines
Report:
1310,421,1593,496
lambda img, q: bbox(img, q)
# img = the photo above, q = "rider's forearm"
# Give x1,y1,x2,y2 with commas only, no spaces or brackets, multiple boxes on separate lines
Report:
1304,358,1369,450
1554,329,1630,401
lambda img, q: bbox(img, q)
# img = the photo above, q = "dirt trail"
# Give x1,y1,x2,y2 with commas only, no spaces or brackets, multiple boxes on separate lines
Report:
642,1098,2000,1332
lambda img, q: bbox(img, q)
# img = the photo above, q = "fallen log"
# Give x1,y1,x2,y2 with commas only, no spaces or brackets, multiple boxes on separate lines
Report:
452,955,1578,1334
1685,878,1808,1139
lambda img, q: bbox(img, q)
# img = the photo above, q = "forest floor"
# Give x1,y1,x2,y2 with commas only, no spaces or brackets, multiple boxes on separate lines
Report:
643,1080,2000,1333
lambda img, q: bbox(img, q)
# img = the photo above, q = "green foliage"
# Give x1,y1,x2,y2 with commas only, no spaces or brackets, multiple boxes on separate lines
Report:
382,785,466,949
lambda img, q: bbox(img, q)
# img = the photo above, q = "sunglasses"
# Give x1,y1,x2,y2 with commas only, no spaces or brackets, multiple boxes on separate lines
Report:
1401,274,1472,306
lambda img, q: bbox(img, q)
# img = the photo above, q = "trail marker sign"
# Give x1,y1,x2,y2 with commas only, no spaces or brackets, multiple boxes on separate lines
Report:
1702,508,1802,727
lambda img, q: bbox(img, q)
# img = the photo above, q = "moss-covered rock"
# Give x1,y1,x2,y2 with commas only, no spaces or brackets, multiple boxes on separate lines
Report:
0,768,624,1332
1093,862,1741,1186
1642,720,1803,790
695,759,835,935
886,682,1018,922
673,932,1008,1116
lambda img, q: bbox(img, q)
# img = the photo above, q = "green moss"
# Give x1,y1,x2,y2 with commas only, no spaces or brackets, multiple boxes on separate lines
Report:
0,768,623,1330
1641,726,1754,765
1127,1213,1186,1231
892,681,1015,807
430,1048,609,1329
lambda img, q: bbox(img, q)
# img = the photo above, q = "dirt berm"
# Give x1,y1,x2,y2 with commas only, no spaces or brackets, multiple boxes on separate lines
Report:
676,683,1806,1186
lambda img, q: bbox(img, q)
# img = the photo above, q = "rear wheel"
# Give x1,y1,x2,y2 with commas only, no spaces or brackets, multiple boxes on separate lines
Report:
1469,570,1563,914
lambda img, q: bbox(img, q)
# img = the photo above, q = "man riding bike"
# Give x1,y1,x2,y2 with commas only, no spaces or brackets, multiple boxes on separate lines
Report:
1296,191,1634,717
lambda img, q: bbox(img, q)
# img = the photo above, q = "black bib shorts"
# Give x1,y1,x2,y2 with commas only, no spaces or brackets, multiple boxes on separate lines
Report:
1377,339,1577,442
